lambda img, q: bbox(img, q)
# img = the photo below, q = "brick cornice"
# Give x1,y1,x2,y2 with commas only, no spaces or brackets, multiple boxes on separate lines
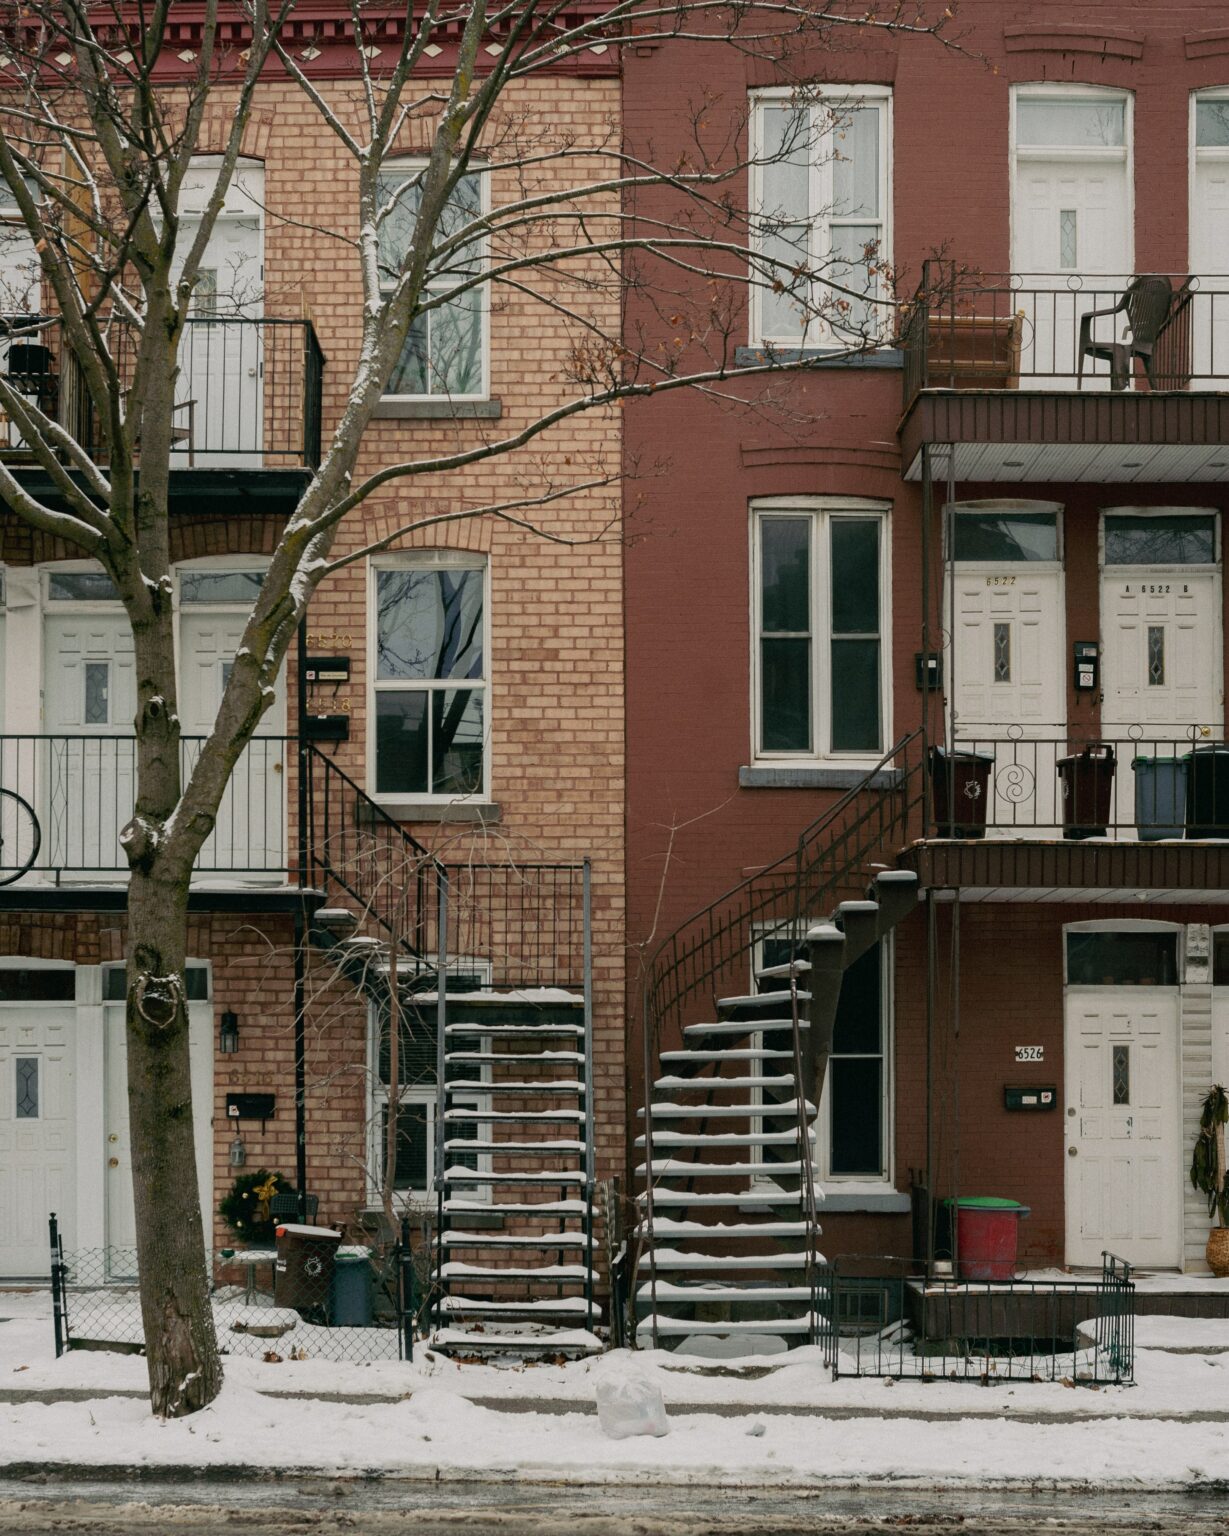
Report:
1003,25,1145,62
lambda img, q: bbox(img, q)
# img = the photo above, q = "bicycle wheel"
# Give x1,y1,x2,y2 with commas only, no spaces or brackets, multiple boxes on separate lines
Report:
0,787,41,886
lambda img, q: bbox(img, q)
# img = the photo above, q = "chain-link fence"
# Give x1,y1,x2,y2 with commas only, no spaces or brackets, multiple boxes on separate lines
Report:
49,1216,418,1364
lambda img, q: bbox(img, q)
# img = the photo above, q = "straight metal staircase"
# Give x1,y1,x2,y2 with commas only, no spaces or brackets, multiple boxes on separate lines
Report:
301,746,601,1360
635,734,925,1354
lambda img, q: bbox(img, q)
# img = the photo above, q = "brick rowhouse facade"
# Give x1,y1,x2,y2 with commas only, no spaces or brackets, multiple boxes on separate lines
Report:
624,0,1229,1276
0,18,625,1295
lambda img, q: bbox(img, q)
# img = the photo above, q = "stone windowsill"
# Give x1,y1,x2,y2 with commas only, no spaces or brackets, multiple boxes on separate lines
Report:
734,346,904,371
739,765,902,791
371,398,503,420
823,1187,911,1214
368,799,503,825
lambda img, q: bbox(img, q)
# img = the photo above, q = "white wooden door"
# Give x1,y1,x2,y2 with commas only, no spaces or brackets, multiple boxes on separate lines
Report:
949,566,1065,831
1100,570,1223,736
1191,141,1229,382
43,613,136,874
1064,989,1182,1267
0,1005,75,1275
179,610,286,875
0,212,45,451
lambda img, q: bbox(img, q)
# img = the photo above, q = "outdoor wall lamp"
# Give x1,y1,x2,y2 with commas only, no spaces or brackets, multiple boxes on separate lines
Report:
229,1134,246,1169
219,1009,240,1055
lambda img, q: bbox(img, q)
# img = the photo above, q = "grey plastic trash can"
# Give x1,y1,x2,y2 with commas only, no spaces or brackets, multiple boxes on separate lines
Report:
331,1249,374,1327
1133,754,1186,841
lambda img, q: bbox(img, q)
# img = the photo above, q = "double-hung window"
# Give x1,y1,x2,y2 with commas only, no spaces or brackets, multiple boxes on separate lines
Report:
750,87,891,348
377,162,487,400
753,500,888,763
371,558,487,801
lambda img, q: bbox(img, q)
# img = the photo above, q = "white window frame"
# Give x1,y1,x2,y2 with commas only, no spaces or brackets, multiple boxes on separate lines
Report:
1010,82,1134,277
749,925,894,1189
367,552,490,807
1062,918,1184,989
750,497,891,767
377,159,490,402
749,85,892,349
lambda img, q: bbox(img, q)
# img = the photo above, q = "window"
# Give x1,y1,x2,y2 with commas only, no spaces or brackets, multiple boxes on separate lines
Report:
950,503,1061,564
1103,513,1217,566
102,963,209,1002
755,930,891,1182
1066,930,1179,987
377,163,486,399
753,502,888,761
750,87,891,348
371,560,487,800
179,569,264,605
47,569,119,603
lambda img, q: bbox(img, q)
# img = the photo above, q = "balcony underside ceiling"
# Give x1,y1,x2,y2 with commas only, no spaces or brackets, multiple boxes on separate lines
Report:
900,838,1229,898
0,884,326,914
900,390,1229,483
7,466,313,519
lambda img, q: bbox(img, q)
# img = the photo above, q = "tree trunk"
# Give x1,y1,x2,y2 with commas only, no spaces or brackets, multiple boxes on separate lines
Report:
125,864,222,1417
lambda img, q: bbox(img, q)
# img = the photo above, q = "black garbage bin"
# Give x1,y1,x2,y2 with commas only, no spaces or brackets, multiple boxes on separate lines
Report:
331,1248,374,1327
274,1223,342,1315
1184,744,1229,838
930,746,994,838
1057,744,1115,840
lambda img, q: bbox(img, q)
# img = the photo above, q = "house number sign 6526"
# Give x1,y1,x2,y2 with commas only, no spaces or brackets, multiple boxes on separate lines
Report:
1015,1045,1044,1063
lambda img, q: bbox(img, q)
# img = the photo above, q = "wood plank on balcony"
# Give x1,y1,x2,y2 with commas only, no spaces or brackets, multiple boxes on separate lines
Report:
899,838,1229,897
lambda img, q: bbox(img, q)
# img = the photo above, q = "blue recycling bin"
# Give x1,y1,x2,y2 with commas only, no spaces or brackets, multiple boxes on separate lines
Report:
1133,754,1187,841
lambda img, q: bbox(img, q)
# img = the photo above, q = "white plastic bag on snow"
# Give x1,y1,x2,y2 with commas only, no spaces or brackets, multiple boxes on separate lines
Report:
594,1374,670,1439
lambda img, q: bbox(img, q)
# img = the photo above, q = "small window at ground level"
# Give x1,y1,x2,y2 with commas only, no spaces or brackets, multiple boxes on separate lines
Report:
1103,515,1216,566
0,967,74,1001
1066,931,1178,987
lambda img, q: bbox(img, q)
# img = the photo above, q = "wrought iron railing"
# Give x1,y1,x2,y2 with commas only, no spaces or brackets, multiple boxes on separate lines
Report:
901,260,1228,404
931,726,1229,841
0,314,325,470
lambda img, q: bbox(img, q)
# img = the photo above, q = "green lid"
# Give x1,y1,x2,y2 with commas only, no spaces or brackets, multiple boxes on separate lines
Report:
944,1195,1029,1211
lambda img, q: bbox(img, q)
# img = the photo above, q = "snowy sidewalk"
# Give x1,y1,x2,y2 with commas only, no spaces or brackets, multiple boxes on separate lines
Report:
4,1289,1229,1490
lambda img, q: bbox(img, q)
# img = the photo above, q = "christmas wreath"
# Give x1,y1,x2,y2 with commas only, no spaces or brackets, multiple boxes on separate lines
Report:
218,1169,295,1245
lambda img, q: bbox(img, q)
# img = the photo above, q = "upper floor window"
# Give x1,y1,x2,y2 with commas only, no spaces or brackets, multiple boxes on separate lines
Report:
371,558,487,801
750,87,891,349
753,500,888,763
0,170,40,314
377,163,487,400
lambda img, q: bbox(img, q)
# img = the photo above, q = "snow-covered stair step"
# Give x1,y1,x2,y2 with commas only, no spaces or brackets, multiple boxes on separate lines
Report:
754,958,812,981
442,1169,586,1187
641,1316,817,1338
445,1022,583,1038
638,1249,819,1271
649,1219,812,1239
445,1050,585,1066
442,1230,595,1248
445,1079,584,1094
440,1295,593,1316
638,1100,813,1120
443,1108,585,1124
441,1261,589,1281
683,1018,807,1041
444,1198,588,1217
716,989,811,1014
431,1326,603,1358
638,1189,810,1209
637,1281,820,1302
635,1128,813,1149
659,1047,796,1066
653,1074,798,1092
444,1137,586,1154
637,1159,807,1180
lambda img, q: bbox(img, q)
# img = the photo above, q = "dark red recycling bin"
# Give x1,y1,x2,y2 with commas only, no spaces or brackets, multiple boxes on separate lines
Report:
274,1222,342,1312
930,747,994,838
1058,744,1115,841
947,1197,1031,1281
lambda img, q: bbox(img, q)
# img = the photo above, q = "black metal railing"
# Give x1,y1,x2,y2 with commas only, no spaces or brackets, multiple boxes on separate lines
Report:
0,733,291,881
0,314,324,470
820,1252,1134,1385
930,727,1229,841
901,260,1229,403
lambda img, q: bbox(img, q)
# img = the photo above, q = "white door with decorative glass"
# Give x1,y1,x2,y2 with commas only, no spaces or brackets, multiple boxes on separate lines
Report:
372,563,487,802
947,503,1065,834
43,573,136,878
0,173,46,454
1011,87,1132,389
377,165,486,400
1191,93,1229,385
751,88,891,349
754,505,886,764
1064,927,1182,1268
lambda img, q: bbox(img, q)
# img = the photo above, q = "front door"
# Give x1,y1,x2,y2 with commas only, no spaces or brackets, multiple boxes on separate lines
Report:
0,1001,76,1275
1064,985,1182,1268
1191,95,1229,385
43,609,136,874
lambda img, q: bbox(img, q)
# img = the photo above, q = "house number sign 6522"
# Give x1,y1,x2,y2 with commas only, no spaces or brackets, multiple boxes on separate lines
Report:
1015,1045,1044,1063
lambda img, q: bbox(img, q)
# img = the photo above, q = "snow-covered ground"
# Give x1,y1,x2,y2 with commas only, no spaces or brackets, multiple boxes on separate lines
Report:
3,1288,1229,1489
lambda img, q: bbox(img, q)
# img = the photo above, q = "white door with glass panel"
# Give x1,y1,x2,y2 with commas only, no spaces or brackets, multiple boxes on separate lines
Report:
1012,88,1132,389
948,504,1065,832
174,161,264,467
1192,94,1229,384
0,177,46,453
178,569,285,876
0,991,75,1276
44,596,136,875
1064,928,1182,1267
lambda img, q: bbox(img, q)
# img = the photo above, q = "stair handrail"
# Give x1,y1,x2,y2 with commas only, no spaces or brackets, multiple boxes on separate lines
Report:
787,967,821,1347
638,730,925,1348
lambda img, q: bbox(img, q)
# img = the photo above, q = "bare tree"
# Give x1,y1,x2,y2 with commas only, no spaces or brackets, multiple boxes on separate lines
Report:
0,0,953,1416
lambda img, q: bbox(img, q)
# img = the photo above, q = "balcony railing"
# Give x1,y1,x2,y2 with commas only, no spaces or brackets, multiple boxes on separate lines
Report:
0,314,324,470
901,261,1229,404
931,729,1229,842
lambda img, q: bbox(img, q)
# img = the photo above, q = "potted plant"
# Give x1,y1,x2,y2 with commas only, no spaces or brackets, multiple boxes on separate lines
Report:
1191,1085,1229,1276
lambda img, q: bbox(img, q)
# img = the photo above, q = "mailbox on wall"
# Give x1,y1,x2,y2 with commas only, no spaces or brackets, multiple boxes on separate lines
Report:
1004,1085,1056,1111
1073,641,1099,693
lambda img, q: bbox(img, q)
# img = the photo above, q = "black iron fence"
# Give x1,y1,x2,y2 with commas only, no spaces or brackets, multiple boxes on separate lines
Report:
49,1214,418,1365
817,1252,1134,1386
931,729,1229,841
901,261,1228,402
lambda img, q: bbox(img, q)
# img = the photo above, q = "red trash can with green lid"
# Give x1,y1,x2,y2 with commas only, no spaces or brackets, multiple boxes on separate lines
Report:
946,1196,1030,1280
